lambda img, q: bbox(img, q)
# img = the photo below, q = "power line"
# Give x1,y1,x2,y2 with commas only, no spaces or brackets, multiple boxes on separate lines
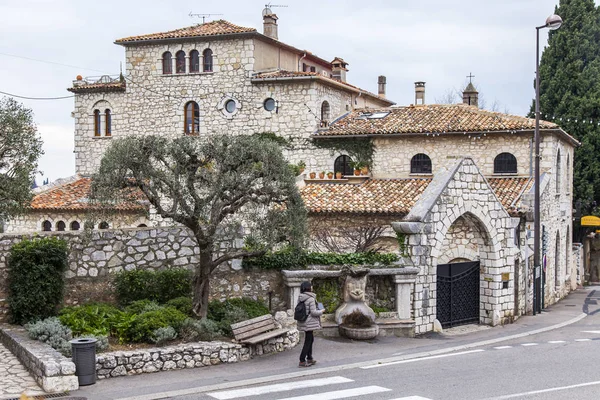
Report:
0,90,74,100
0,52,108,74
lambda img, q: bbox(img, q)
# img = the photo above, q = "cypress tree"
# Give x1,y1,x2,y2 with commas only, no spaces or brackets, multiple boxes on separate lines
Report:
533,0,600,212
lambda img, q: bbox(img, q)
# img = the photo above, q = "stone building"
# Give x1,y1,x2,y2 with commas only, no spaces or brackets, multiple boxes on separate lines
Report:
1,11,580,333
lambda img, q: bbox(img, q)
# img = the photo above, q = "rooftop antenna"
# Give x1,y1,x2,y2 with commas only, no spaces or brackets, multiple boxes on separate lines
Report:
189,12,224,24
263,3,288,16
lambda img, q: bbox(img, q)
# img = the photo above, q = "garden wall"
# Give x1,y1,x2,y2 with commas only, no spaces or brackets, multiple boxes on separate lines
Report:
0,228,287,322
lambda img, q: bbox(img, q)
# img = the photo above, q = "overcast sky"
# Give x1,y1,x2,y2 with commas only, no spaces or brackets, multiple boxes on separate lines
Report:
0,0,574,182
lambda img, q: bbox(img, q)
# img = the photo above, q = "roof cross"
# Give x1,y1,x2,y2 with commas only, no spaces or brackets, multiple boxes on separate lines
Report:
467,72,475,83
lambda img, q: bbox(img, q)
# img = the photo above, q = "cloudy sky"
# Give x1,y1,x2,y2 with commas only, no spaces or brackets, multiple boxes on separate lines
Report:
0,0,570,182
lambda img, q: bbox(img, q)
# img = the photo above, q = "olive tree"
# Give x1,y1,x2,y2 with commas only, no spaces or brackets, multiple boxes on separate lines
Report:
0,97,43,224
92,134,307,317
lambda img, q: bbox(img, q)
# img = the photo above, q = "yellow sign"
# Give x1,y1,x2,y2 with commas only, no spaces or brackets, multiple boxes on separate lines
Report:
582,216,600,226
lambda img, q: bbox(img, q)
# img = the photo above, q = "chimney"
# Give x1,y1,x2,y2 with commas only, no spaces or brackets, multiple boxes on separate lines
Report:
263,12,279,40
462,82,479,108
415,81,425,105
378,76,386,98
331,57,349,83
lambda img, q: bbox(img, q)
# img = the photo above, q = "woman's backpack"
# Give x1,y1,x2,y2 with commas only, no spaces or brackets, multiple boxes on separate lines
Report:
294,299,308,322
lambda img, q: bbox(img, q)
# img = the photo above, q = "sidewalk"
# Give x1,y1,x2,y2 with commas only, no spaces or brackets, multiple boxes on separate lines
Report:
74,286,599,400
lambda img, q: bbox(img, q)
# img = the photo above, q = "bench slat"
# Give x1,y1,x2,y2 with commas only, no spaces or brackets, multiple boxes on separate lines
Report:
233,321,277,341
241,328,289,344
233,319,275,336
231,314,272,330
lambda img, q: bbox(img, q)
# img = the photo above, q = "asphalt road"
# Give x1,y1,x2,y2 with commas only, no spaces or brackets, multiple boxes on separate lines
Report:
168,309,600,400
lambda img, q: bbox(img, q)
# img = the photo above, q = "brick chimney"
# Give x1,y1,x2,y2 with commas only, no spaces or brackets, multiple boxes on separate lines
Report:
263,13,278,40
331,57,349,83
378,76,387,98
415,81,425,105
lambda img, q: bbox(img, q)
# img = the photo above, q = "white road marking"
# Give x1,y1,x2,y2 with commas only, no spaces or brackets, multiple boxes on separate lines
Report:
278,385,391,400
581,330,600,334
389,397,433,400
493,346,512,350
575,338,591,342
547,340,566,343
206,377,353,399
483,379,600,399
361,349,485,369
520,343,538,346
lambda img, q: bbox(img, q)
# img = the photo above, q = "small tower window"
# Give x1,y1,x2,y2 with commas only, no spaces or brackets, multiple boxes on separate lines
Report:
42,220,52,231
411,153,432,174
57,221,66,231
556,149,562,192
175,50,186,74
334,155,353,177
99,221,109,230
70,221,80,231
320,101,330,127
105,109,111,136
162,51,172,74
190,50,200,73
494,152,517,174
203,49,213,72
184,101,200,135
94,109,101,136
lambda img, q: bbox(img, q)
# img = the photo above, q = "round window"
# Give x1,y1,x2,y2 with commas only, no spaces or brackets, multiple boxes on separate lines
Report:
264,98,276,112
225,99,237,114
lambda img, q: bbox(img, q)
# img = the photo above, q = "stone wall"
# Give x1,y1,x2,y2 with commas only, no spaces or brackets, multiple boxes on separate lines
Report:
0,227,287,322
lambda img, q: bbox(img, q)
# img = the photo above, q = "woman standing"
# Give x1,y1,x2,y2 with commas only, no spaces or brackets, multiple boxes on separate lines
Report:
296,281,324,367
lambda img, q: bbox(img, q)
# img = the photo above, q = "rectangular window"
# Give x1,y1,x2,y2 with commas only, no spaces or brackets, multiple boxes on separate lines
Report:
310,66,316,72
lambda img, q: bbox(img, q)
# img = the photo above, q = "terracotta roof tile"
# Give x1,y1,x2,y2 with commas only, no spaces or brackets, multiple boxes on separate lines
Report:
115,20,256,43
252,70,394,105
300,177,531,216
30,178,145,212
67,80,126,93
317,104,559,136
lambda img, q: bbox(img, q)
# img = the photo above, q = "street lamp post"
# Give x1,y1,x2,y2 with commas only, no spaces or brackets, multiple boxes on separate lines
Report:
533,14,562,315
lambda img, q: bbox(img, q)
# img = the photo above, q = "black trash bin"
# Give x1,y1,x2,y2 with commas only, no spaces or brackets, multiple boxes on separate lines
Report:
70,338,98,386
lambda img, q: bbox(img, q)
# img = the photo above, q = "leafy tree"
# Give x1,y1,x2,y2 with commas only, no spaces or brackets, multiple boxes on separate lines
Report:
533,0,600,211
0,97,43,223
91,134,307,318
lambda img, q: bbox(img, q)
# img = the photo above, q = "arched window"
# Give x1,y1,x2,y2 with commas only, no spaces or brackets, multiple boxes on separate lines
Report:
555,232,560,287
94,109,101,136
42,220,52,231
565,226,570,281
175,50,186,74
70,221,80,231
320,101,330,127
162,51,172,74
137,224,148,228
203,49,213,72
334,155,353,177
189,50,200,73
494,152,517,174
411,153,432,174
57,221,66,231
104,109,111,136
556,149,562,193
566,154,570,193
99,221,109,230
184,101,200,135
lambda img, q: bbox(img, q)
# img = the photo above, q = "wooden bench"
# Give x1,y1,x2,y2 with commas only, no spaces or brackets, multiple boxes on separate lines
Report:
231,314,289,345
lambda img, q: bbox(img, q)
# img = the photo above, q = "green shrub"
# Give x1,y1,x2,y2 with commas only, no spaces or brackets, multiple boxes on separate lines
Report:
166,297,193,316
179,318,222,342
8,237,68,324
150,327,177,345
313,279,342,313
115,268,192,306
341,310,373,328
243,248,398,270
125,307,187,343
125,300,161,315
370,305,391,315
25,317,72,351
59,303,123,336
207,297,269,336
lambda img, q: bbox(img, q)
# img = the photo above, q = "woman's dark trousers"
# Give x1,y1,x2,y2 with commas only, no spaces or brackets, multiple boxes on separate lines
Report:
300,331,314,362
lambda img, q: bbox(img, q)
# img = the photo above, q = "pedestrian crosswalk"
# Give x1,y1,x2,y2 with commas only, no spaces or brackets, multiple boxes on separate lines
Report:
206,375,432,400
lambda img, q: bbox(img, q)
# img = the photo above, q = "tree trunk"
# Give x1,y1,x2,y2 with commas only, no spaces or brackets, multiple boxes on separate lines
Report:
192,251,213,319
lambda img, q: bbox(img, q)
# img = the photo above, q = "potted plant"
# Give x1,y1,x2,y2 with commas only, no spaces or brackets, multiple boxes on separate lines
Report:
339,309,379,340
360,164,369,176
319,171,325,179
309,171,316,179
298,160,306,174
351,161,364,176
335,171,343,179
327,171,334,179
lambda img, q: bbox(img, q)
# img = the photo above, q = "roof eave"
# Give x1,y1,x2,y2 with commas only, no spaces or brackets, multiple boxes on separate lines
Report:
313,127,568,139
114,31,256,46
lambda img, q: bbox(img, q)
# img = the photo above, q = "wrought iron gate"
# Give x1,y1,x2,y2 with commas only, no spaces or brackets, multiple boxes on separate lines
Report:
437,261,480,328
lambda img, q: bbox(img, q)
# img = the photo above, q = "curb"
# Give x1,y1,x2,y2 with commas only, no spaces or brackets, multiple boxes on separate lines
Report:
115,312,587,400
